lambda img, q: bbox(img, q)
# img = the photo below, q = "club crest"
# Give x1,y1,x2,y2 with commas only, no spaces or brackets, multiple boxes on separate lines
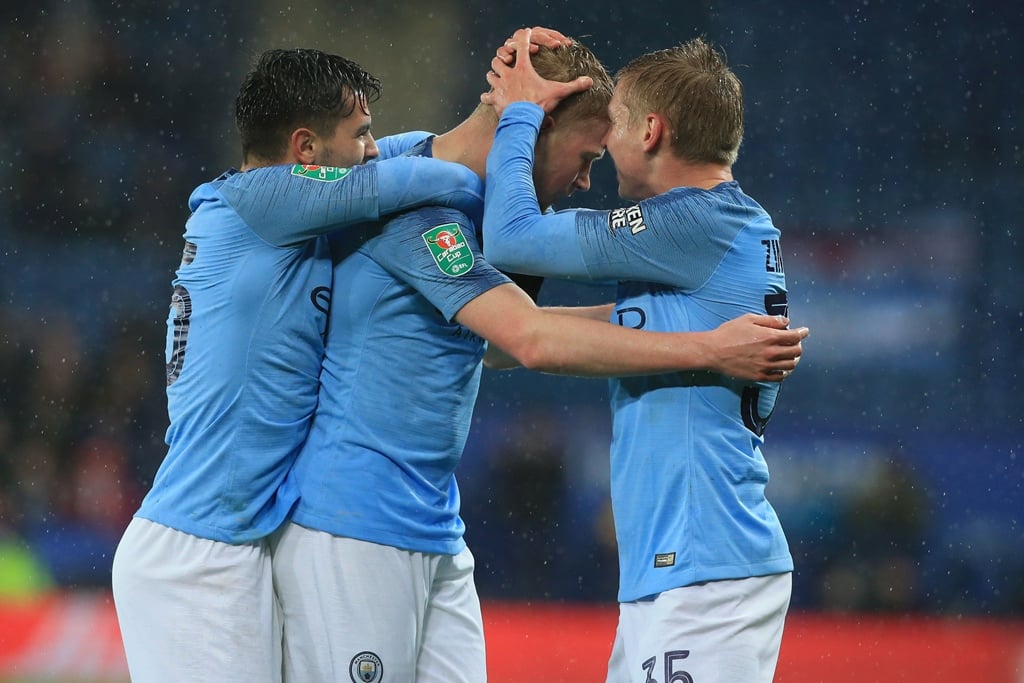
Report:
349,651,383,683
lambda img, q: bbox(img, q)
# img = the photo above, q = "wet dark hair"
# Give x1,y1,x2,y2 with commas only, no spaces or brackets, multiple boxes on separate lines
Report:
235,48,382,163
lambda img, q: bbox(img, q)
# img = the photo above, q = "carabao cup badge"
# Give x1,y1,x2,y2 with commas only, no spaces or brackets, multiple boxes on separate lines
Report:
422,223,474,276
290,164,352,182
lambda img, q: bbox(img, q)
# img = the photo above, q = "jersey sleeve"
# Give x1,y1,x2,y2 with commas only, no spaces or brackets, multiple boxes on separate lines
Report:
222,159,484,248
482,102,593,279
367,207,512,322
569,199,738,289
484,102,742,290
377,131,432,159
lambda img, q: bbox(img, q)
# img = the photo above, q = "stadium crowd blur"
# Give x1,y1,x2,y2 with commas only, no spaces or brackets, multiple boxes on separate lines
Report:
1,1,1021,616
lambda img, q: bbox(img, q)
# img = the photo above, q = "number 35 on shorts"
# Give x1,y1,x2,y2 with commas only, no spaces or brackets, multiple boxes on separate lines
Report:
642,649,692,683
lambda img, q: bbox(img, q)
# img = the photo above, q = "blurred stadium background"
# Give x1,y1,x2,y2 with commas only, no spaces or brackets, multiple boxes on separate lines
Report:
0,0,1021,681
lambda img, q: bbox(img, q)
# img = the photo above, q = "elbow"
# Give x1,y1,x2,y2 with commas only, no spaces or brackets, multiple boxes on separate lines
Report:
481,239,505,268
483,355,514,371
483,243,526,275
508,338,556,373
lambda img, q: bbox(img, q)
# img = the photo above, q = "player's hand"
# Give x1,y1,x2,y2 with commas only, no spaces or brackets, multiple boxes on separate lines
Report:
481,28,593,116
705,313,809,382
494,26,572,65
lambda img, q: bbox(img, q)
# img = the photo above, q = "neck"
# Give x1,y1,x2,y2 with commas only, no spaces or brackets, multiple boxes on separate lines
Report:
431,105,498,179
645,156,733,196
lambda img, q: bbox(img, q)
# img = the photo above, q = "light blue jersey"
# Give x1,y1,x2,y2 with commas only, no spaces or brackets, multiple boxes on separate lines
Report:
287,139,510,555
484,103,793,602
136,135,485,544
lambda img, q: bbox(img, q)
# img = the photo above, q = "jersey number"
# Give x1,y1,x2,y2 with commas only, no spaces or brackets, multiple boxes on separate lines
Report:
741,292,788,436
641,650,692,683
166,284,191,386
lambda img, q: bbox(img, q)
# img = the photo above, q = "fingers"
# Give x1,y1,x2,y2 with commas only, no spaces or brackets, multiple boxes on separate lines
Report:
496,28,533,64
495,46,515,65
482,70,499,97
747,313,789,329
497,26,569,62
766,324,809,346
490,55,511,76
771,342,803,362
527,26,571,48
515,27,532,65
564,75,594,96
763,360,797,382
779,326,809,344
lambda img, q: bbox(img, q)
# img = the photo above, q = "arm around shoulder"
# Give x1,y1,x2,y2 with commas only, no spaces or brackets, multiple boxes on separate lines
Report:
458,285,721,377
375,157,484,219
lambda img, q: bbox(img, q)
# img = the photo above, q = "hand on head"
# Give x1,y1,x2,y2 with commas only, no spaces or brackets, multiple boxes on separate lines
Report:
494,26,572,64
480,27,594,116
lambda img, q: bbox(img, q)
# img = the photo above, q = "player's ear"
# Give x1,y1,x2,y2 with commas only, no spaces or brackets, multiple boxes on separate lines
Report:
290,128,317,164
641,113,665,153
539,115,557,132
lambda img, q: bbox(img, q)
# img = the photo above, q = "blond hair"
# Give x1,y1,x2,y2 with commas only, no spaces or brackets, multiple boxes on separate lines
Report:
531,39,614,125
615,37,743,165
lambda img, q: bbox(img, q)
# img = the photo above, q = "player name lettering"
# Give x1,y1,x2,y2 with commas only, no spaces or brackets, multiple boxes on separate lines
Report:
762,239,785,274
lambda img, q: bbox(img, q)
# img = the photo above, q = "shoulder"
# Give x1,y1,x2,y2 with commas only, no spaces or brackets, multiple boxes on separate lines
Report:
382,206,476,240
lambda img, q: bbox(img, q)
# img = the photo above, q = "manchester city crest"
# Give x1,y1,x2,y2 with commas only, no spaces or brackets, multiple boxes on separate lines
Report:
349,651,383,683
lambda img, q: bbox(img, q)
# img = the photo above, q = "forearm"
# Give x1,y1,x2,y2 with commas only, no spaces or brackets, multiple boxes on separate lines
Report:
483,303,615,371
483,103,592,278
544,303,615,322
466,287,808,382
375,157,484,218
508,310,714,377
376,131,432,159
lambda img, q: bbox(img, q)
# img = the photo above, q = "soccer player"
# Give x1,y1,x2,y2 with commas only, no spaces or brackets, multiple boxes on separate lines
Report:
110,48,486,683
270,37,808,682
482,30,798,683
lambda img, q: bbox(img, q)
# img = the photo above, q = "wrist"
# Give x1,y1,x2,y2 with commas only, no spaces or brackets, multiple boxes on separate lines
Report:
691,331,717,371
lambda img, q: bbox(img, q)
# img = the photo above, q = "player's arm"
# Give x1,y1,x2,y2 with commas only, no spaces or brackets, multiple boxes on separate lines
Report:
229,156,483,247
486,100,756,291
481,302,613,369
369,209,804,381
465,285,805,380
376,131,433,159
480,101,594,278
484,42,722,288
544,303,616,321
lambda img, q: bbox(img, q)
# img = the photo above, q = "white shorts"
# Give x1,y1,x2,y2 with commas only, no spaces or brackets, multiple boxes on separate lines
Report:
271,522,485,683
111,518,281,683
605,573,791,683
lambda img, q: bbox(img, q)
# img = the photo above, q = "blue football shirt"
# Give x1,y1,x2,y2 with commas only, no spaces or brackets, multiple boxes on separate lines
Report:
287,139,510,555
484,103,794,601
136,136,484,544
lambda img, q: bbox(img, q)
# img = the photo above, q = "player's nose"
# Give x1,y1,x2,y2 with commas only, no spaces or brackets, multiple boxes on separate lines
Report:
574,171,592,193
364,136,380,162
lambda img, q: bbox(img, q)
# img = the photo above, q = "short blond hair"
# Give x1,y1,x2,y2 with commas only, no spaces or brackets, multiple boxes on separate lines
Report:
531,39,614,126
615,37,743,165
